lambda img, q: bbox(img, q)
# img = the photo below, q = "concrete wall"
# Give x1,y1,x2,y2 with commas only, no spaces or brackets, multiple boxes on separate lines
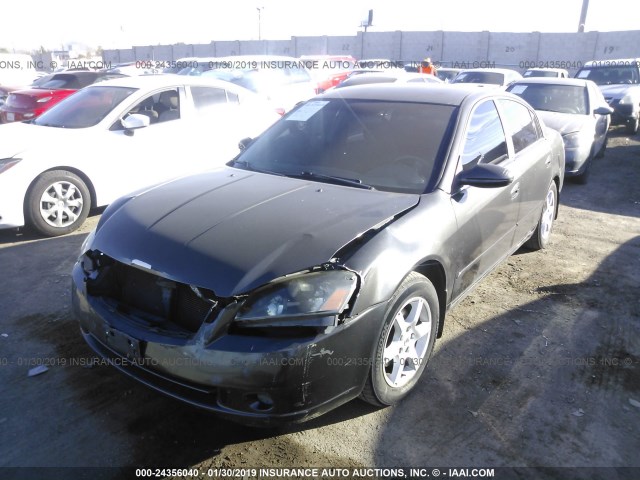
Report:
99,29,640,74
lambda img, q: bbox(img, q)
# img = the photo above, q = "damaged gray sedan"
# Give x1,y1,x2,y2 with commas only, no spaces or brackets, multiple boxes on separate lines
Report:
72,84,565,425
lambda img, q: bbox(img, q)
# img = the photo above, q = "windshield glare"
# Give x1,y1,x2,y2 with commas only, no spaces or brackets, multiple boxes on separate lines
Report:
576,66,639,85
509,83,588,115
453,71,504,85
33,86,137,128
232,98,457,194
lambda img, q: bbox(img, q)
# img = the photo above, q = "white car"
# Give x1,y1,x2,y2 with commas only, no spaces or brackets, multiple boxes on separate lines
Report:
451,68,523,88
200,55,318,114
0,75,280,236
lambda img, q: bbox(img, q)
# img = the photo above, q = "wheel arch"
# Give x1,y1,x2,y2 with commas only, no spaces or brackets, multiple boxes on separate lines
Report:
412,260,448,338
23,166,97,215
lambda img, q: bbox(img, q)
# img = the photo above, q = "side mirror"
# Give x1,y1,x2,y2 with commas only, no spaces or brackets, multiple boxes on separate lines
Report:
238,137,253,151
594,106,614,115
122,114,150,132
457,163,514,188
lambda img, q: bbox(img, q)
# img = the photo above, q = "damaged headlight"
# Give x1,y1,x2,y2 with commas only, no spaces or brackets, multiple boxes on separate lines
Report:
235,270,358,327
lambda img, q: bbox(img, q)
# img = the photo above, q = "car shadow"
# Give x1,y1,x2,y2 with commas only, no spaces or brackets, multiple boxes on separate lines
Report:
560,126,640,218
372,237,640,473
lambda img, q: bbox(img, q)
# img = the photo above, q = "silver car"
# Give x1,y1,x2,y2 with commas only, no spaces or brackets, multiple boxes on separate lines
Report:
507,78,613,183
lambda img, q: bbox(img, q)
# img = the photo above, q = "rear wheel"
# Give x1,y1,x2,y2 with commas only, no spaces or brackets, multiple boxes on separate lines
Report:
25,170,91,237
360,272,438,407
525,181,557,251
626,117,639,135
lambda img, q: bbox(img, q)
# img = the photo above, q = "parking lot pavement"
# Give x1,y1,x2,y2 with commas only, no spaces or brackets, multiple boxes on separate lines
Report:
0,129,639,477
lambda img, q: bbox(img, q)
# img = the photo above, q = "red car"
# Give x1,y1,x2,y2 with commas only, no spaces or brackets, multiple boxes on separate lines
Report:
0,71,124,123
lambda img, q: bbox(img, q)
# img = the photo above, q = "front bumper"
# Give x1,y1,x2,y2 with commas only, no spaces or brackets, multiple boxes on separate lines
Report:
71,263,385,425
563,145,591,177
607,100,638,127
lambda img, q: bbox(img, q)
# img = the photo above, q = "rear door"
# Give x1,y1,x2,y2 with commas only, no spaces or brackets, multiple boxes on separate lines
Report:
495,98,552,244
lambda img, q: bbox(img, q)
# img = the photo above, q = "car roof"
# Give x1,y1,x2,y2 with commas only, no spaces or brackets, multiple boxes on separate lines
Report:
511,77,589,87
85,74,249,91
525,67,568,72
321,83,505,105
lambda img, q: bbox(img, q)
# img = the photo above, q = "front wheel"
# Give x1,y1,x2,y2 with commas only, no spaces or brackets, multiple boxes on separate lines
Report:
360,272,439,407
525,181,557,251
626,117,639,135
25,170,91,237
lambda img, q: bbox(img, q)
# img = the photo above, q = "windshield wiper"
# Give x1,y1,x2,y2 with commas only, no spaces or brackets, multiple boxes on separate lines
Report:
296,171,375,190
231,159,285,177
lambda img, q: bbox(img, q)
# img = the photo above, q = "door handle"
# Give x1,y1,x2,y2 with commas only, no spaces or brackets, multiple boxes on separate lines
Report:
510,182,520,200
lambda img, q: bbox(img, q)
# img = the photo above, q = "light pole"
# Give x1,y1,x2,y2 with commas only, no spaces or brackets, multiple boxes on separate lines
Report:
257,7,264,40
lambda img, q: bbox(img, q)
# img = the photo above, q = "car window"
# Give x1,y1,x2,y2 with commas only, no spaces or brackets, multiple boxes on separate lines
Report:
453,72,504,85
460,100,508,169
576,66,639,85
497,99,540,154
33,86,137,128
113,88,181,129
232,98,457,194
191,86,228,112
508,83,588,115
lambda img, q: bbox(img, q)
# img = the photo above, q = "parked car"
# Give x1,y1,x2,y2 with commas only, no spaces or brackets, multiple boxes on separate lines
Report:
451,68,523,88
0,71,125,123
507,78,612,183
523,68,569,79
333,71,443,89
175,57,219,76
200,55,317,114
436,67,462,83
299,55,357,92
72,84,564,425
575,58,640,134
0,75,280,236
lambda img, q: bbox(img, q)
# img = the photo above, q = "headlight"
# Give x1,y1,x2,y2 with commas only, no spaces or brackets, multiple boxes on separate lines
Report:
235,270,358,327
562,131,591,149
619,92,640,109
36,96,52,103
0,158,21,175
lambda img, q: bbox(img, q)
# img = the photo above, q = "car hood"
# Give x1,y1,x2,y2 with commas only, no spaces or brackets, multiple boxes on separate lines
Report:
598,84,640,99
0,121,87,158
90,168,420,297
536,111,591,135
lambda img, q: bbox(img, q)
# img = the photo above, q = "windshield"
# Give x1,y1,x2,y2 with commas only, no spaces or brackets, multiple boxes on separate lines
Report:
576,66,639,85
524,70,559,78
231,98,457,194
202,68,286,94
33,86,137,128
508,83,588,115
453,71,504,85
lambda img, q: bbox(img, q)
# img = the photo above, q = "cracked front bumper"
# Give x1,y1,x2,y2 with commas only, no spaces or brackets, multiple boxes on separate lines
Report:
71,263,386,425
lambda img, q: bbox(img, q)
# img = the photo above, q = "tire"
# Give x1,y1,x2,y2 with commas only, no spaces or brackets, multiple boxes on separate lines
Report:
626,117,639,135
25,170,91,237
360,272,439,407
525,181,557,251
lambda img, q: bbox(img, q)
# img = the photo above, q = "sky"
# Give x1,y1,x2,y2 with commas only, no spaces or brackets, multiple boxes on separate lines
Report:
1,0,639,52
